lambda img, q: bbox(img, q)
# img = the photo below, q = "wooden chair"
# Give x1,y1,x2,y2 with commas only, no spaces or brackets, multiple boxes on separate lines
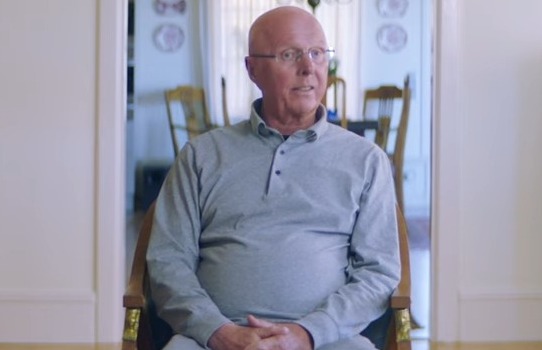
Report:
122,203,412,350
322,75,348,129
164,80,231,157
362,76,411,213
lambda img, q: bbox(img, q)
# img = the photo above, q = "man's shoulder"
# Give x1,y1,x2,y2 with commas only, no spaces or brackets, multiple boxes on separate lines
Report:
324,123,379,149
187,120,254,152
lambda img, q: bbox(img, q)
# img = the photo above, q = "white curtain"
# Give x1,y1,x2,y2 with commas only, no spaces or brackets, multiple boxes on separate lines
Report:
199,0,363,124
197,1,223,125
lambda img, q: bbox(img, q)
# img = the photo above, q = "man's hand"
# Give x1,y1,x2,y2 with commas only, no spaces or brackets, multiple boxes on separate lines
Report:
243,315,314,350
208,320,289,350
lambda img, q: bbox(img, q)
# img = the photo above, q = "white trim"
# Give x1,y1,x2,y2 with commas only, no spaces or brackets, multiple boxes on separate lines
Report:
459,292,542,341
0,289,95,302
431,0,461,342
96,0,127,342
0,290,95,342
461,290,542,300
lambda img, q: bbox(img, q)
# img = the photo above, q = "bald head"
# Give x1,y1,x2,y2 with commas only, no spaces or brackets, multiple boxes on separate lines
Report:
248,6,327,55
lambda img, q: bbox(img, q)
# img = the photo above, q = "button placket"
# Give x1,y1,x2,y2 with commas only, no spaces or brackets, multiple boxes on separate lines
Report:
274,146,286,176
267,144,289,194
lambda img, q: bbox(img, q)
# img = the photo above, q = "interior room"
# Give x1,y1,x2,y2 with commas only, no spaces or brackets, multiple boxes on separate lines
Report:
1,0,541,349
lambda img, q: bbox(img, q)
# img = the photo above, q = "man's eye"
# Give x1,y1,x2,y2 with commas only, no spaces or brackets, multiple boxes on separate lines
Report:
281,50,296,61
310,49,323,58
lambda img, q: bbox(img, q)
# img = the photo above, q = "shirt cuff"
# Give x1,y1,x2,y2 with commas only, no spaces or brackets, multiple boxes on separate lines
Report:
295,310,339,349
184,313,232,348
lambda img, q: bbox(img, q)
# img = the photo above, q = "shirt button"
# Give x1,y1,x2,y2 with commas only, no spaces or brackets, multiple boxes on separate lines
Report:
280,150,285,155
275,170,281,175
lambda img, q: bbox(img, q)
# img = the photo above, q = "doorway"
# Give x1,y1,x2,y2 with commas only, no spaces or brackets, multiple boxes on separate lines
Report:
124,0,432,342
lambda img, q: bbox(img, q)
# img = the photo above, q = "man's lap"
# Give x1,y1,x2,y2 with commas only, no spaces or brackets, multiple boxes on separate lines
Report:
163,334,206,350
163,333,378,350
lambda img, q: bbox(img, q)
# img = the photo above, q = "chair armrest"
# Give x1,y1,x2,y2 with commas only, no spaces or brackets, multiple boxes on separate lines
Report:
390,282,411,309
123,279,146,308
385,205,413,350
124,203,156,305
122,203,157,348
391,204,411,309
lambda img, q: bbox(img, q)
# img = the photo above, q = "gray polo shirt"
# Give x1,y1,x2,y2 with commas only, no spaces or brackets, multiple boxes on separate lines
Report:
147,100,400,349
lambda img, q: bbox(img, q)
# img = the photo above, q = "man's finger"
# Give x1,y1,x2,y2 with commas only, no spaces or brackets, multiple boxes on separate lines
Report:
247,315,289,339
247,315,275,328
244,336,284,350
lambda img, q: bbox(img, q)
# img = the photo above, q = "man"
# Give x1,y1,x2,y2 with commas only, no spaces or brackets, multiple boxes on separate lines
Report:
147,6,400,350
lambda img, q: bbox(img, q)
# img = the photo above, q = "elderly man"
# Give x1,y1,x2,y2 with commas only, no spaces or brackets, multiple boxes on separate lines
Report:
147,6,400,350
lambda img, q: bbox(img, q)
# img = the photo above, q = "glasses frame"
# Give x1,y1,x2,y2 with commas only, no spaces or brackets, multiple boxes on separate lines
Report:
248,47,335,65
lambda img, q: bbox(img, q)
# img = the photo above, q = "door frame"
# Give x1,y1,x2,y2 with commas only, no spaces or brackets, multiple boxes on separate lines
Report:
96,0,128,342
430,0,461,342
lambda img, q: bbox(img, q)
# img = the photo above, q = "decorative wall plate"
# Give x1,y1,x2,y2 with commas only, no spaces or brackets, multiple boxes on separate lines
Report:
377,0,409,18
153,24,185,52
376,24,407,53
154,0,187,16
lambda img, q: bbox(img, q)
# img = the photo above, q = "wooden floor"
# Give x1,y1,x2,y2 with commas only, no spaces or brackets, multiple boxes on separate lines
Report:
1,342,542,350
412,341,542,350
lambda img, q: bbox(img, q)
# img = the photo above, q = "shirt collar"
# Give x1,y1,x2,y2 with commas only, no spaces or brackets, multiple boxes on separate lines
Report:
249,98,329,142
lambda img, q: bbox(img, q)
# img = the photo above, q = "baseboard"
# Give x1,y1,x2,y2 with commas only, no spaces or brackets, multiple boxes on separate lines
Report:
0,289,95,342
459,290,542,341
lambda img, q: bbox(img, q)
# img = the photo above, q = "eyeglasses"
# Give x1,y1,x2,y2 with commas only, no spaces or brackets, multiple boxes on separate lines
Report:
248,47,335,65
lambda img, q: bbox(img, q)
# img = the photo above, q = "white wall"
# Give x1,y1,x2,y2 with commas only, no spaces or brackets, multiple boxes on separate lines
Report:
0,0,97,342
457,0,542,341
0,0,125,343
432,0,542,342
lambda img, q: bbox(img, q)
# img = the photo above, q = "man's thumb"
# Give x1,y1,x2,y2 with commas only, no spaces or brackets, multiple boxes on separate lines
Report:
247,315,289,336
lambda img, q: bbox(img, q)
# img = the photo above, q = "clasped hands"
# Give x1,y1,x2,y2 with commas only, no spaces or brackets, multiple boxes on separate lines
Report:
208,314,313,350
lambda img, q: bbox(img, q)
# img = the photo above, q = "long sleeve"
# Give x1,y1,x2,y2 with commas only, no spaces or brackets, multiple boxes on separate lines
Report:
146,112,402,349
146,143,230,348
295,149,401,349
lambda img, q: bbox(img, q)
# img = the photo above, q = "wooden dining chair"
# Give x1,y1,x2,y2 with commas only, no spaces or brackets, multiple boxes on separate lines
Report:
322,75,348,129
362,76,411,213
164,80,230,157
122,202,412,350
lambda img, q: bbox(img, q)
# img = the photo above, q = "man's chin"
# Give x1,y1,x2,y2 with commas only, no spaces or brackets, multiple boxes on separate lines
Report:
290,100,321,115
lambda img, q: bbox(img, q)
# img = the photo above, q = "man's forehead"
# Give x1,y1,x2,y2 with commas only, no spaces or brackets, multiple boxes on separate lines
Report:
260,24,326,45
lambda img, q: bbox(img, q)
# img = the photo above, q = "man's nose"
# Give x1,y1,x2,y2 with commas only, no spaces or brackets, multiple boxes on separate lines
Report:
297,53,316,74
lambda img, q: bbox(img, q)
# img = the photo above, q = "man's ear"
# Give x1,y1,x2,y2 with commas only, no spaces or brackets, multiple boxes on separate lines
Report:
245,57,257,82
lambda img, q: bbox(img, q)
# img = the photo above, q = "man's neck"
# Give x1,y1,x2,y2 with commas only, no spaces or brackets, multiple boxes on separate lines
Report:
260,105,318,135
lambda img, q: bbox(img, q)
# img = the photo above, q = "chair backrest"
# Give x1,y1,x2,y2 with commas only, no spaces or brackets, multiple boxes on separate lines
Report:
322,75,348,128
391,78,411,214
363,76,411,212
362,82,403,150
122,202,412,350
164,81,231,157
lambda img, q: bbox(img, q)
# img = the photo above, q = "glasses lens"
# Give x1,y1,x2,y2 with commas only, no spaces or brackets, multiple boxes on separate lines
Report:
278,48,333,64
308,48,326,63
280,49,298,62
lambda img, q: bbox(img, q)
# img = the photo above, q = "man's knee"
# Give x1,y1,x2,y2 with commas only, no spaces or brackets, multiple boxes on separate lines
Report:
317,335,378,350
163,334,206,350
